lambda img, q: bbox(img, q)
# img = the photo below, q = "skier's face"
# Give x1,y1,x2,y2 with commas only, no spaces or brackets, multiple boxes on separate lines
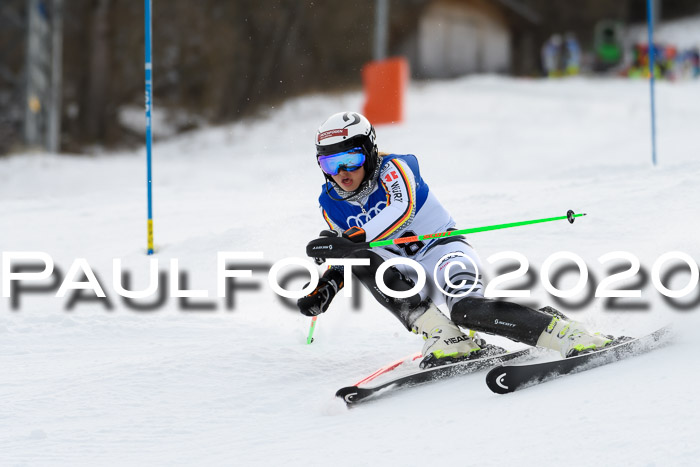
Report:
331,166,365,192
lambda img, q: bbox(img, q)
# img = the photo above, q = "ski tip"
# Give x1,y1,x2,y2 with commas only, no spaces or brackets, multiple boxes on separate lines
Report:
485,366,513,395
336,386,361,405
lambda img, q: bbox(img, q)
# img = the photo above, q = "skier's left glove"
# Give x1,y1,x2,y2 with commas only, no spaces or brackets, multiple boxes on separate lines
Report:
297,269,344,317
306,228,367,261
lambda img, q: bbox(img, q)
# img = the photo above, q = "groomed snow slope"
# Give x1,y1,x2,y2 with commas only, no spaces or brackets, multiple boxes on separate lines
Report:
2,76,700,466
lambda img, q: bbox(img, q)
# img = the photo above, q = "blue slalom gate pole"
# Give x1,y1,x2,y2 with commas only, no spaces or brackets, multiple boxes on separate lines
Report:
647,0,658,166
145,0,155,254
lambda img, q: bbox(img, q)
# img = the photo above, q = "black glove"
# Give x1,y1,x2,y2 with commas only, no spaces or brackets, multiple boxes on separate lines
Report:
310,230,339,265
297,269,344,317
306,229,367,261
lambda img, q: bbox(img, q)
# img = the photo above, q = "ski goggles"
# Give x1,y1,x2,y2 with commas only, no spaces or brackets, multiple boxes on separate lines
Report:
317,148,366,176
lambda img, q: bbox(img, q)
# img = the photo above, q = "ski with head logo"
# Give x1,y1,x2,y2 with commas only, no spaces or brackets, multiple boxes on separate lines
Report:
336,346,536,406
485,326,672,394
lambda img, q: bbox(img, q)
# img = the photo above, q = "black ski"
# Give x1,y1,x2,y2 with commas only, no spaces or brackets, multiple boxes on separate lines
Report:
485,326,672,394
337,347,535,405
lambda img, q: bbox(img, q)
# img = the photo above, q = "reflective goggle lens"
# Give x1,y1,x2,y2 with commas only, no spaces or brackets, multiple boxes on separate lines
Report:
317,148,366,176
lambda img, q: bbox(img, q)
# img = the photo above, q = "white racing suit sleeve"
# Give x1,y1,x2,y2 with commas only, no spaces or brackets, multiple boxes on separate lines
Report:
362,158,417,241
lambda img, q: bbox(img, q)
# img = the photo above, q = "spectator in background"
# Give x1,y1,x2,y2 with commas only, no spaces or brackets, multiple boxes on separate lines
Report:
563,32,581,76
542,33,580,77
541,34,563,77
690,48,700,78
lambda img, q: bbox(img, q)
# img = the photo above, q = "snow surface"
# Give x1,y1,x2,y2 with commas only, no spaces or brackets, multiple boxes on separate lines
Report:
2,76,700,466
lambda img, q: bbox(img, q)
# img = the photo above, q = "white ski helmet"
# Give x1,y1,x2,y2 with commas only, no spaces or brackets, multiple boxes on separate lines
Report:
315,112,379,189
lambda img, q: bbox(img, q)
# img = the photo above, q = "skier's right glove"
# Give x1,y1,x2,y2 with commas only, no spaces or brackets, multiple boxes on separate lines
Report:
297,268,344,317
306,229,367,263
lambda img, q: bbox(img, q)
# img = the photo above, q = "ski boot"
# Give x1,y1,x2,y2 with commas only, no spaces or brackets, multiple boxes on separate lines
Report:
539,305,571,321
536,315,614,358
412,300,481,368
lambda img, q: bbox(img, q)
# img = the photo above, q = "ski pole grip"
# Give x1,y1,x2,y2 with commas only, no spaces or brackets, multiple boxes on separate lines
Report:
306,237,370,259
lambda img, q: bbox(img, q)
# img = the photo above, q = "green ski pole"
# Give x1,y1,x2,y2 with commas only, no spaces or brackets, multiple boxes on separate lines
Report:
368,210,585,248
306,316,318,344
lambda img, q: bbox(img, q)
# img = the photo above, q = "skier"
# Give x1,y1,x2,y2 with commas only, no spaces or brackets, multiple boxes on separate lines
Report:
297,112,613,367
